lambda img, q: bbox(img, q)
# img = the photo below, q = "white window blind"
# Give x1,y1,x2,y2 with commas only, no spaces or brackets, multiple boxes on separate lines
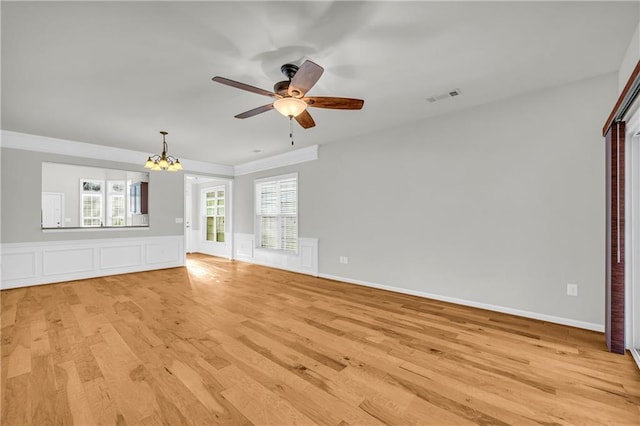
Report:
255,174,297,252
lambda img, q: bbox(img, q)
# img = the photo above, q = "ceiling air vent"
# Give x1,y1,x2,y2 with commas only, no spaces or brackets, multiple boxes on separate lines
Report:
427,88,462,103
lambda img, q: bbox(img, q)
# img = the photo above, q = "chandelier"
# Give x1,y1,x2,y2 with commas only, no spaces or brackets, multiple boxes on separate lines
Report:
144,131,183,171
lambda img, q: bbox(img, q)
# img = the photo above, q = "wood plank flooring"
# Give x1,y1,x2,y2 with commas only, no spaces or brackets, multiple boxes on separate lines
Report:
2,253,640,425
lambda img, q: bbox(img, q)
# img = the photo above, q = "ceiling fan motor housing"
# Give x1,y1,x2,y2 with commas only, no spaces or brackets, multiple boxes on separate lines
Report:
273,80,290,96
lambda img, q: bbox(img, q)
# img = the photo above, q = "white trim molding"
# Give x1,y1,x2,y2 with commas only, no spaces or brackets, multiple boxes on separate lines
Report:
2,130,320,177
318,273,605,333
1,130,234,176
631,348,640,370
233,233,318,276
234,145,318,176
625,107,640,368
0,235,184,289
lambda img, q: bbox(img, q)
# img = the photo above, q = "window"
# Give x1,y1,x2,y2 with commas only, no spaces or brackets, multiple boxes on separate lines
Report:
107,181,126,226
255,173,297,252
205,188,225,242
82,194,102,226
80,179,103,227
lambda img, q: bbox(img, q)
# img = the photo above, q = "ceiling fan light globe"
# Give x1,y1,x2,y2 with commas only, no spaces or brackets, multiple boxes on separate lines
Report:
274,98,307,117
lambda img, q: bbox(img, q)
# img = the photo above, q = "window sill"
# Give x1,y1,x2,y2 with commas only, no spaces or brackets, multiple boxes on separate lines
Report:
254,246,299,256
42,226,150,233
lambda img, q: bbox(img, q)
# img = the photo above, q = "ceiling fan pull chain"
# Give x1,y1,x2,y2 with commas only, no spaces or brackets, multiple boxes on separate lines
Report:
289,116,294,146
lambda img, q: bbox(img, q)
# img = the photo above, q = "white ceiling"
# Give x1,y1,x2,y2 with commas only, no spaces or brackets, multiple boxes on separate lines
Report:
2,1,638,166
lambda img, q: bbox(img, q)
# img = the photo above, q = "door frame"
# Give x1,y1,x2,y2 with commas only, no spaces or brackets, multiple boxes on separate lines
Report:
184,181,194,254
183,174,233,261
199,184,229,257
625,105,640,368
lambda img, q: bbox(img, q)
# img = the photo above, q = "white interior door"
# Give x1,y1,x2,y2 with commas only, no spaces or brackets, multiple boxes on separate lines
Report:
199,185,230,258
42,192,64,227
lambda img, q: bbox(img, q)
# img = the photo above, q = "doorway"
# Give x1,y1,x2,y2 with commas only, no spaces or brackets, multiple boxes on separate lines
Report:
184,175,233,259
42,192,64,227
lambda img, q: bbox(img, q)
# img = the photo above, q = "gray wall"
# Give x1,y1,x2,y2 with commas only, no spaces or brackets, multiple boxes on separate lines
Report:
1,148,184,242
235,73,617,325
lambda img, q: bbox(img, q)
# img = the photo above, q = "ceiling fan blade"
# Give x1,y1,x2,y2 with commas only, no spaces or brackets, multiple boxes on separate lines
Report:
212,76,276,98
288,60,324,97
234,103,275,119
304,96,364,110
295,110,316,129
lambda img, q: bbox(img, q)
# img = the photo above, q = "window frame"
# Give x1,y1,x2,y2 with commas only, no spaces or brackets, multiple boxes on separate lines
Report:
254,172,298,253
79,179,104,227
106,180,126,227
203,186,226,244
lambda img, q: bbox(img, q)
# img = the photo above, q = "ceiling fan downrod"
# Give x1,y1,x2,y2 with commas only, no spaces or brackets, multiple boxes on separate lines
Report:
280,63,299,80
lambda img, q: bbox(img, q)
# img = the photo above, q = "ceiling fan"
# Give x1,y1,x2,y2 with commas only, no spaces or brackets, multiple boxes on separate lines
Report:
211,60,364,129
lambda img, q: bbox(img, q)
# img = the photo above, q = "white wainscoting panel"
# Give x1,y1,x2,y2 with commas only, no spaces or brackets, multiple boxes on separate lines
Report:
43,248,94,276
147,240,182,264
235,234,255,260
233,233,318,276
301,245,314,269
0,236,184,289
100,245,142,269
2,251,36,281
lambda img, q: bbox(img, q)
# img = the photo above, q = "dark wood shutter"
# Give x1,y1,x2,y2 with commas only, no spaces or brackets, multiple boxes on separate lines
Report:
605,122,625,354
602,60,640,354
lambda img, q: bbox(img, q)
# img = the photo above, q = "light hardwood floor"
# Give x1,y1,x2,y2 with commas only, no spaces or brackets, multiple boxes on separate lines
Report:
2,253,640,425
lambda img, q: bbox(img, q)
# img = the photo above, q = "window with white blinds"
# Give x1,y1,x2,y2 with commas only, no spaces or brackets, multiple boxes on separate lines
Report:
255,173,298,252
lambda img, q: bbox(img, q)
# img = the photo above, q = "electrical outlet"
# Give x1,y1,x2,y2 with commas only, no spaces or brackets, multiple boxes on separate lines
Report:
175,217,183,224
339,256,349,264
567,283,578,297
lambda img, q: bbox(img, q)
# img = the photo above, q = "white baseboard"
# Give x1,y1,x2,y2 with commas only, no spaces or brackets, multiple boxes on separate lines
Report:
630,348,640,370
194,240,231,259
233,233,318,276
318,273,605,333
1,236,184,289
